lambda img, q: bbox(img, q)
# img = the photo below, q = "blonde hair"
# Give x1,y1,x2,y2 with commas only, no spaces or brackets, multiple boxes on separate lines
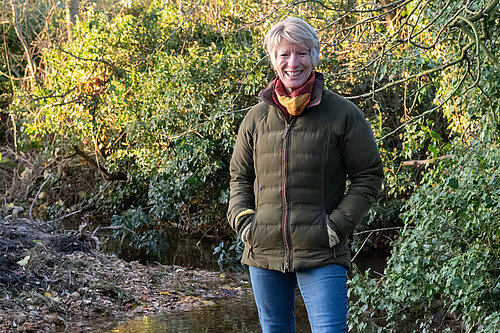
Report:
264,17,320,68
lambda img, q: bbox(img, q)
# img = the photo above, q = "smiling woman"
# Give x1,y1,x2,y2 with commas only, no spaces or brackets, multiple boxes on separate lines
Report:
272,39,313,94
227,17,384,333
265,18,318,94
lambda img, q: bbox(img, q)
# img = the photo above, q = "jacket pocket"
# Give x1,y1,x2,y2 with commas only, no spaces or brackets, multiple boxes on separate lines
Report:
333,238,348,258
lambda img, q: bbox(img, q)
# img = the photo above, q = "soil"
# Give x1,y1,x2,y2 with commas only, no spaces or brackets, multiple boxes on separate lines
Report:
0,213,250,332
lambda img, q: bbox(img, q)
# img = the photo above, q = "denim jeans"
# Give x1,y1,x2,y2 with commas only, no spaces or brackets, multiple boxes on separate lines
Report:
249,264,347,333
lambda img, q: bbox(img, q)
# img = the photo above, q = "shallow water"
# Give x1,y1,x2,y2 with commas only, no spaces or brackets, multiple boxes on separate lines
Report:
97,292,312,333
95,231,387,333
96,252,387,333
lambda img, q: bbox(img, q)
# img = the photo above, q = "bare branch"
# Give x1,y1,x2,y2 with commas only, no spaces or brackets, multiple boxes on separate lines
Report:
354,226,412,236
377,57,471,142
402,155,452,166
9,0,36,79
57,46,122,71
151,0,203,56
29,176,51,223
163,106,251,141
73,146,127,181
456,16,499,68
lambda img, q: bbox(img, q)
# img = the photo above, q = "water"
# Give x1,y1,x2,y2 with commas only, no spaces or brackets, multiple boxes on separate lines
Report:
95,252,387,333
97,292,312,333
94,230,388,333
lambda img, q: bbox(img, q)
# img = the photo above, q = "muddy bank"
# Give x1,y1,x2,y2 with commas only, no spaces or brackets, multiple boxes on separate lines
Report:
0,212,250,332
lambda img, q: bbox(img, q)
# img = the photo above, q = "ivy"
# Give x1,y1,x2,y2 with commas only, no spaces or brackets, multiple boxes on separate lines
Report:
348,141,500,331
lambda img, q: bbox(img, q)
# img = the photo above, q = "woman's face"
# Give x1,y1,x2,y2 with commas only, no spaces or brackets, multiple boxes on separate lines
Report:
273,39,313,94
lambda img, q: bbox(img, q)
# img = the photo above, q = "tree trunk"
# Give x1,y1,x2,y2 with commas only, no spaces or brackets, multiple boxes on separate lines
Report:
9,0,36,80
65,0,79,41
380,0,396,27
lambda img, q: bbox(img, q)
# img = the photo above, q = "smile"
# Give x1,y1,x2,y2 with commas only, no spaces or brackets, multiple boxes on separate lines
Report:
286,71,303,78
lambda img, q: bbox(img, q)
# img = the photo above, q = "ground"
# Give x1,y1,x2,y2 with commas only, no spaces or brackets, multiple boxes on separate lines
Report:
0,213,250,332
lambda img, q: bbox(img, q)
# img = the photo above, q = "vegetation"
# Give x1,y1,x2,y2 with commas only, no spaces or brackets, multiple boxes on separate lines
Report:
349,142,500,331
1,0,498,330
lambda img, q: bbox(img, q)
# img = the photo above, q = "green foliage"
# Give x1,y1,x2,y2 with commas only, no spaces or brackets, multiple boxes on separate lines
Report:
17,2,269,235
5,2,500,329
111,207,167,258
213,238,245,270
348,142,500,331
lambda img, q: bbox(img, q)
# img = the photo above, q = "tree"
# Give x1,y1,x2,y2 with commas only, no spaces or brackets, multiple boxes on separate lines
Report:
65,0,79,41
2,5,498,315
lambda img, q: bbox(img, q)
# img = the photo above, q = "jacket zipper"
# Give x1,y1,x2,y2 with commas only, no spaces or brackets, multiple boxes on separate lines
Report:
282,117,296,272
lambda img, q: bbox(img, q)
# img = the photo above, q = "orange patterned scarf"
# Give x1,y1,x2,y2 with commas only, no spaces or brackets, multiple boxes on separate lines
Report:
272,72,316,117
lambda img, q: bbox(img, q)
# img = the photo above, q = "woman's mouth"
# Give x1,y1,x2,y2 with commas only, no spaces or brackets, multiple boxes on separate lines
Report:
286,71,303,78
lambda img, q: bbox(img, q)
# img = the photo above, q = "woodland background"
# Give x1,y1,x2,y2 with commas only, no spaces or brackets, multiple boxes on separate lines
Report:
1,0,498,331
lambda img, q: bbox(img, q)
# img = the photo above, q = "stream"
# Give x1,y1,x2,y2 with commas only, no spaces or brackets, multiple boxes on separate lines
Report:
96,293,308,333
94,238,386,333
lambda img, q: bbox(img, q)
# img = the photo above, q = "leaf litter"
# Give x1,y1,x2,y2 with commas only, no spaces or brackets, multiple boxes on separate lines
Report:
0,215,250,332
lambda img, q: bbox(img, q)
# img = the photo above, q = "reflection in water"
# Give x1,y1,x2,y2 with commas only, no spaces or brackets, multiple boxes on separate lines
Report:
99,293,312,333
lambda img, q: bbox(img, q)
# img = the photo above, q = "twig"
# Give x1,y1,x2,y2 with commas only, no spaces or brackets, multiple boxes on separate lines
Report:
402,155,452,166
29,176,51,222
352,226,414,262
9,0,36,79
377,57,472,142
221,0,315,36
73,146,127,181
354,226,411,236
57,46,121,71
150,0,203,56
163,106,251,141
44,208,85,226
91,225,136,238
351,231,373,262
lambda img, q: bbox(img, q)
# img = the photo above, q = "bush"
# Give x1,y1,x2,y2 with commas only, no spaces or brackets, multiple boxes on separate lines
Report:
110,206,167,258
348,141,500,332
18,3,268,237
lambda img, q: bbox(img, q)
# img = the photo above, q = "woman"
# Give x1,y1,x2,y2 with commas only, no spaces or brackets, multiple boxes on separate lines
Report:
228,17,383,332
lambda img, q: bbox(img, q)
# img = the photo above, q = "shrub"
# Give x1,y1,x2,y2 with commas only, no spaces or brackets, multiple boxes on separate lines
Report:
348,141,500,332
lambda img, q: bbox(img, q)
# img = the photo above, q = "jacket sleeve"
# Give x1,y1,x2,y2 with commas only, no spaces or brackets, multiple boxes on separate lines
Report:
329,106,384,239
227,112,256,235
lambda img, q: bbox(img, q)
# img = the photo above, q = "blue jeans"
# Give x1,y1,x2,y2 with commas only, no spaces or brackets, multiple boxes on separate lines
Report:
249,264,347,333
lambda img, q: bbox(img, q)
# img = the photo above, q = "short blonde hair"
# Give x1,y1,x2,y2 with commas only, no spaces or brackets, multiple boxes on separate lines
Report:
264,17,320,68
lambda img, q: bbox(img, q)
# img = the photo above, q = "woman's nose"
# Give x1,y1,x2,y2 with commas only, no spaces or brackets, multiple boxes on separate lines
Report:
288,53,299,67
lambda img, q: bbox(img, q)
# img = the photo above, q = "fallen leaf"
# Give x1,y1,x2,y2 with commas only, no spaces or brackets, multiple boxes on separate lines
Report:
17,255,30,268
180,296,200,303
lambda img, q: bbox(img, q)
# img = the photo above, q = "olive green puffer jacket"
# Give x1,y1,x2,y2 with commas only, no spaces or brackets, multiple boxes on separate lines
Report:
228,86,383,272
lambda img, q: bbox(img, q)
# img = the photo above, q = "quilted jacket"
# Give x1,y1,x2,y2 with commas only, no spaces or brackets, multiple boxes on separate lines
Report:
227,80,384,272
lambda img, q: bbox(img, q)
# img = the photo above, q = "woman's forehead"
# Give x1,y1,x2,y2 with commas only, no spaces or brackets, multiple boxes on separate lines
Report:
276,39,308,51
